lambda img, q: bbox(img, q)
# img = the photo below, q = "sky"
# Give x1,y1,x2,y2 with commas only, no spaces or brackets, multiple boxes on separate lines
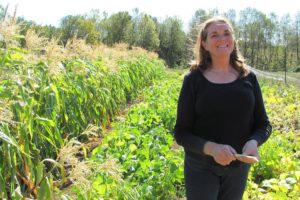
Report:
1,0,300,30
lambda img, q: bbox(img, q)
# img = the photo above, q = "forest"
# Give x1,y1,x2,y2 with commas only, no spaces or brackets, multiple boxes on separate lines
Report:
1,5,300,71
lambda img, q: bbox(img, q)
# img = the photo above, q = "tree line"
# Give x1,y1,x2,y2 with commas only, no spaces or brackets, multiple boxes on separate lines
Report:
1,5,300,71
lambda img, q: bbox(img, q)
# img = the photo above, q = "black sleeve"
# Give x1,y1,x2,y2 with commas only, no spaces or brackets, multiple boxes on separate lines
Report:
173,73,208,154
248,73,272,146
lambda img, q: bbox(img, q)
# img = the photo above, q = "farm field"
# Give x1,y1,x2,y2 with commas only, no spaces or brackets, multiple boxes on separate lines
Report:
59,69,300,199
1,4,300,199
0,42,166,199
0,40,300,200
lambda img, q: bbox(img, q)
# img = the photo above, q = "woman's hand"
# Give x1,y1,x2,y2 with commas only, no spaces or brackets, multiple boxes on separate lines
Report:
204,141,237,166
238,139,260,163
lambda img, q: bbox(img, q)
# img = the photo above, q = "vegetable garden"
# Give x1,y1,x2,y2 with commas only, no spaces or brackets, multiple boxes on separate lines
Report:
0,26,299,200
83,70,300,200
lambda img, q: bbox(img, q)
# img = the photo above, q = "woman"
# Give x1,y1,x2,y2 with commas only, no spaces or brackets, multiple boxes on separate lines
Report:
174,16,272,200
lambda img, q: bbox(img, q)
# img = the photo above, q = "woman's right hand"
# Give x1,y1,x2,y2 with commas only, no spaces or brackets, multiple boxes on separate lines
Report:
203,141,237,166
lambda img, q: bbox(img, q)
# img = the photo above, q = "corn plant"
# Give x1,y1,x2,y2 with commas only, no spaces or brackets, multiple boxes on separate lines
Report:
0,42,165,199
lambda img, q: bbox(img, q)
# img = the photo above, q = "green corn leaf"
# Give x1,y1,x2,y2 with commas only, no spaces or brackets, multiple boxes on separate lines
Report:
0,171,8,199
0,131,22,151
37,177,51,200
36,117,55,127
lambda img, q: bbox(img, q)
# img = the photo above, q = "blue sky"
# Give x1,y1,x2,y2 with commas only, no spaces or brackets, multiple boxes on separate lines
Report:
2,0,300,30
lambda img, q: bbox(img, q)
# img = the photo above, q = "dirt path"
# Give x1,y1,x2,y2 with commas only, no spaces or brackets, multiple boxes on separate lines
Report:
250,67,300,86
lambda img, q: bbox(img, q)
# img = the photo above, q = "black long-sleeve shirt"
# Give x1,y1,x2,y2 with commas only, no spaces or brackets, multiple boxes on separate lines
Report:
174,70,272,166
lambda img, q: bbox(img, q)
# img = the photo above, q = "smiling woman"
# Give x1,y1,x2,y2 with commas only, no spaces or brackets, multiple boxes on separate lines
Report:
174,16,272,200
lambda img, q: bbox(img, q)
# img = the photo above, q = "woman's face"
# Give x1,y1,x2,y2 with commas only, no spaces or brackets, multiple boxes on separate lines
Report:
202,22,234,58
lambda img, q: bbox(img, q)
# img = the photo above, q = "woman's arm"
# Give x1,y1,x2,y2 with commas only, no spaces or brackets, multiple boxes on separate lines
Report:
174,73,208,155
248,73,272,146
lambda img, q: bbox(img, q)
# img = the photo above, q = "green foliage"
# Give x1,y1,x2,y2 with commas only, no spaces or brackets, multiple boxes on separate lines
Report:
100,11,132,46
0,43,165,199
251,132,297,182
60,15,100,45
75,69,300,199
3,3,300,70
2,42,299,199
32,24,61,41
244,80,300,199
136,14,160,51
158,17,187,67
2,8,300,198
74,70,185,199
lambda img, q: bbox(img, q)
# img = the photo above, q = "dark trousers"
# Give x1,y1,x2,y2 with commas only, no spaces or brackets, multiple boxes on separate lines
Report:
184,160,251,200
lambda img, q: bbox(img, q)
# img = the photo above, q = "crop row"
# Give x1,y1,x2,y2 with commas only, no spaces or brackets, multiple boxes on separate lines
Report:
0,46,165,199
70,70,300,199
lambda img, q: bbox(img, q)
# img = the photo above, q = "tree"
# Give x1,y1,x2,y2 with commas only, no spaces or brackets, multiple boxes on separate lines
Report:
263,13,278,70
78,18,100,45
280,14,294,69
100,11,131,46
136,14,159,51
238,8,266,68
0,4,5,20
186,9,211,62
294,11,300,65
158,17,187,67
60,15,82,45
35,24,61,40
60,15,99,45
223,9,237,31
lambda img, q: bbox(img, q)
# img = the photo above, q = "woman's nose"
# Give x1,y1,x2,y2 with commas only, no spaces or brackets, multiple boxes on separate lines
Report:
217,34,226,41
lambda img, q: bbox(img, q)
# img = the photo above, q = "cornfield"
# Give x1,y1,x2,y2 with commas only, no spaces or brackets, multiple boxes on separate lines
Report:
0,18,165,199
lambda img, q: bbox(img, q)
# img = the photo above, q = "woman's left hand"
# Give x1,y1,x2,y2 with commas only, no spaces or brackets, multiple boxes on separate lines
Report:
241,139,260,161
